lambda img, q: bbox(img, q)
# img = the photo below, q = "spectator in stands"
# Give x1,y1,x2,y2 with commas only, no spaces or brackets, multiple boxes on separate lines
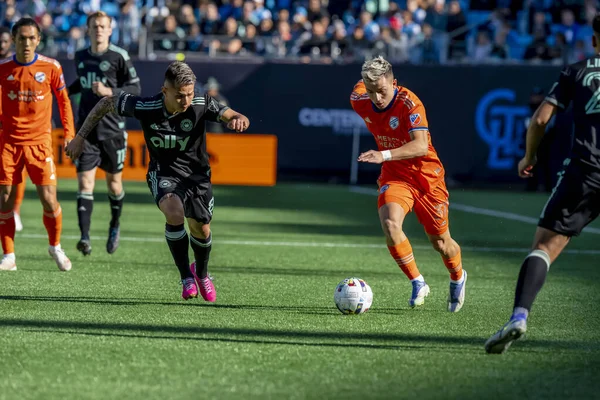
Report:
473,30,493,62
446,1,468,60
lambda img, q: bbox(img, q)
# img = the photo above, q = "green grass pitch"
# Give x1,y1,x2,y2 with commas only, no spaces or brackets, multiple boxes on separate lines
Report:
1,179,599,400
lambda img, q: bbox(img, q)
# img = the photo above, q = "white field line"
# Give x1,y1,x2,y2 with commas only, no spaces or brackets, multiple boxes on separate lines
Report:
15,233,600,255
348,186,600,235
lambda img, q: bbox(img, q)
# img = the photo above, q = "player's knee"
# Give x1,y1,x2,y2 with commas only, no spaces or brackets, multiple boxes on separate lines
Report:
159,194,185,224
429,236,449,254
189,223,210,239
382,217,403,237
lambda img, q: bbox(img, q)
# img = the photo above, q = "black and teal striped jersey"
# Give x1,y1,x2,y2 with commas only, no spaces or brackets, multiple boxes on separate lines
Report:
68,44,141,142
116,88,229,182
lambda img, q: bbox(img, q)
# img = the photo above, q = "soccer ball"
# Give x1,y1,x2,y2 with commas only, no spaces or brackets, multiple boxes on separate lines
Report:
334,277,373,315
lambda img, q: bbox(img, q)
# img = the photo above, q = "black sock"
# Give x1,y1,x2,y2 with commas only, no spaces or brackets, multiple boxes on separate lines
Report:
190,233,211,279
513,250,551,315
108,191,124,229
77,191,93,241
165,223,192,280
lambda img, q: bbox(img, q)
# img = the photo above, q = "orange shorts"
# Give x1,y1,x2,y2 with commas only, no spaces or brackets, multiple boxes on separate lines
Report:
0,140,56,186
377,179,450,235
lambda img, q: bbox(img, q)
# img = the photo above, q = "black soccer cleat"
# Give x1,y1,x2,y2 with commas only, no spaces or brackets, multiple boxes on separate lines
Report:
76,239,92,256
106,227,120,254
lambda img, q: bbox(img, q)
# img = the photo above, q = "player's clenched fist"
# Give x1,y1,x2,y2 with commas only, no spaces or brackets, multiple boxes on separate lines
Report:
65,135,85,160
226,114,250,132
517,156,536,178
358,150,385,164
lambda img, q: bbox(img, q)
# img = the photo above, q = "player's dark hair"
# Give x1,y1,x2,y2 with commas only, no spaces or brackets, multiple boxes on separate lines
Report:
164,61,197,87
0,27,10,36
593,14,600,36
11,18,41,37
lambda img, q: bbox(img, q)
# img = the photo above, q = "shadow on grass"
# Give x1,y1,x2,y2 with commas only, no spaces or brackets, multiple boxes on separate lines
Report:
2,316,596,354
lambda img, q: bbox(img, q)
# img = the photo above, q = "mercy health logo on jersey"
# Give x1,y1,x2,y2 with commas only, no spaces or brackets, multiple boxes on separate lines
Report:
7,90,44,102
475,89,529,170
80,72,108,89
150,135,190,150
298,108,370,135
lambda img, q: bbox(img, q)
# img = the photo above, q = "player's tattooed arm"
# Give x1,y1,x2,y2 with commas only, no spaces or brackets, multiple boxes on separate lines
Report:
65,95,118,160
76,95,119,139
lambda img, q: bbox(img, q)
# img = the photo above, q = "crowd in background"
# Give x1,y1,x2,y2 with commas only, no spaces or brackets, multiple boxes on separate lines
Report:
2,0,599,64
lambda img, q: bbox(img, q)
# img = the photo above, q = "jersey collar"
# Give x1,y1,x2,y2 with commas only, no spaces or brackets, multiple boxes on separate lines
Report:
12,53,38,66
371,88,398,113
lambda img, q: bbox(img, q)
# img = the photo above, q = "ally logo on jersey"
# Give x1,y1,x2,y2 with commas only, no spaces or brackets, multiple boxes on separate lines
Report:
79,71,108,89
150,134,190,150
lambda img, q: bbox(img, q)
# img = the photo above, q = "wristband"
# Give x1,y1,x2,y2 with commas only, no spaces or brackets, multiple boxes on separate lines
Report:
381,150,392,161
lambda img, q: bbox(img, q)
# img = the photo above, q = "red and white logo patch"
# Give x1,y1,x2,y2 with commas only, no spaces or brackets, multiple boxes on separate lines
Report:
409,113,421,126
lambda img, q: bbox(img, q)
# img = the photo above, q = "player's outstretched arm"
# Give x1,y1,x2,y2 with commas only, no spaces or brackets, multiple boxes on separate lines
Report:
358,130,429,164
65,95,118,159
518,101,557,178
220,108,250,132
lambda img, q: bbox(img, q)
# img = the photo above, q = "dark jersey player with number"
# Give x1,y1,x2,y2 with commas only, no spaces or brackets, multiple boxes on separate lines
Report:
485,15,600,355
67,11,141,257
65,61,250,303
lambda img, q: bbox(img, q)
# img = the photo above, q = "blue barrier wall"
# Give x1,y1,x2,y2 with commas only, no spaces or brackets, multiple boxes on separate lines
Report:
57,59,572,185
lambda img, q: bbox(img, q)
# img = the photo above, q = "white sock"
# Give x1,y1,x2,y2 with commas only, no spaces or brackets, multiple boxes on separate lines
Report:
3,253,15,260
50,244,62,251
411,275,425,283
512,307,529,319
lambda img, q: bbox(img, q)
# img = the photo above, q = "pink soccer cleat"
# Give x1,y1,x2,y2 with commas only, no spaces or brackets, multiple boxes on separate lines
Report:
181,277,198,300
191,262,216,302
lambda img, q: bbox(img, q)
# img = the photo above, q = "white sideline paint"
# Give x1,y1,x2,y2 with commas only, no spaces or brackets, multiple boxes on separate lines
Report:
14,233,600,255
348,186,600,235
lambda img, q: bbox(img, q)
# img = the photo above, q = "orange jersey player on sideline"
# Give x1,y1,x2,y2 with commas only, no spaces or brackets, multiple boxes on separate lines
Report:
0,26,26,233
0,18,74,272
350,56,467,311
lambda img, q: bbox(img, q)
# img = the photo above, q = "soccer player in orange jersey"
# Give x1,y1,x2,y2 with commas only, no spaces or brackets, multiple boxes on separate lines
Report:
0,27,25,232
350,56,467,311
0,18,75,271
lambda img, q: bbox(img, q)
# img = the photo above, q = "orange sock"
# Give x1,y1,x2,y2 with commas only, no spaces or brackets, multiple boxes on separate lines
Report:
43,206,62,246
13,180,25,214
388,238,421,280
0,211,15,254
443,248,463,281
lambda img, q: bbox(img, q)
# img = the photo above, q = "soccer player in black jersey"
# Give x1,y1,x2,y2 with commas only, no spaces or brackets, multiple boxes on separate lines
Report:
67,11,141,256
66,61,250,302
486,15,600,354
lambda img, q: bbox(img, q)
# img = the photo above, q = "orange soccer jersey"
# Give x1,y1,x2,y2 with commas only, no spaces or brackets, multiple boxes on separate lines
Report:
350,80,450,235
0,54,74,145
350,80,445,193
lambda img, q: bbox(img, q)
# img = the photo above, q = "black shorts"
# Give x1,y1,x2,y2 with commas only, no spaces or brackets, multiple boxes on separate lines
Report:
146,170,214,224
538,160,600,236
75,135,127,174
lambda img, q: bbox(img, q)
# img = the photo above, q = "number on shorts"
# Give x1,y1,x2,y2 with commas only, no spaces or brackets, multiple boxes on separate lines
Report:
116,148,126,170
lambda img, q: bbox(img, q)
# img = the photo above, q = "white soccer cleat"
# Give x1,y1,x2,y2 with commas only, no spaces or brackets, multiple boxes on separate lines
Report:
409,280,430,307
485,315,528,354
448,270,467,312
0,255,17,271
14,213,23,232
48,246,72,271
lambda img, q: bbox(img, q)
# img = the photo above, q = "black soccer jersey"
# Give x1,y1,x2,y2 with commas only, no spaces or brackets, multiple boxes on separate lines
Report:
116,89,229,182
68,44,141,142
546,55,600,171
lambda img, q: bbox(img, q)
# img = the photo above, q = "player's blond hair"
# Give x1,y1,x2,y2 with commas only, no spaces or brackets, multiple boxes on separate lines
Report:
87,11,112,27
361,56,393,85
